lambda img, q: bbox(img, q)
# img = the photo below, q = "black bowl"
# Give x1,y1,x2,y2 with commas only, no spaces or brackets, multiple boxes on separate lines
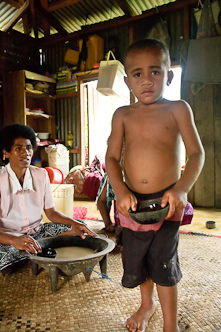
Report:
128,198,169,224
37,247,57,258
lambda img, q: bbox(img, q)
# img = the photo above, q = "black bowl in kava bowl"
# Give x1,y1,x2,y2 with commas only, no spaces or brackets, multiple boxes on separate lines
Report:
129,198,169,224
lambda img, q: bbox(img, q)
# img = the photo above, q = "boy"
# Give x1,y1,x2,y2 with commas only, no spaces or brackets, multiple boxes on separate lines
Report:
105,39,205,332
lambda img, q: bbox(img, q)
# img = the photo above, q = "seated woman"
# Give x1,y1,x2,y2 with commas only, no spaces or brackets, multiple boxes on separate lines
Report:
0,123,96,275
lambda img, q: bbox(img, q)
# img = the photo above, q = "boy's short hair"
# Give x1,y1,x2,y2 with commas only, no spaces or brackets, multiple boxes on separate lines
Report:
0,123,37,162
124,38,171,72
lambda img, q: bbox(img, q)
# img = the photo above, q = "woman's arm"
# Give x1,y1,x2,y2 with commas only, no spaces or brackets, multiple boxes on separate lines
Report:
0,231,41,254
44,208,97,239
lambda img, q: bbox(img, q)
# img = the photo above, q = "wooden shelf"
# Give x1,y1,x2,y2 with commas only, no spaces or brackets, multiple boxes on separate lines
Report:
3,70,56,143
26,111,54,119
25,90,55,99
75,69,99,77
56,91,78,99
69,149,79,154
25,70,56,83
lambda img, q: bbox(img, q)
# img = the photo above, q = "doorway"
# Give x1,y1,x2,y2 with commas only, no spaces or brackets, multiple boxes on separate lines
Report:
82,79,130,165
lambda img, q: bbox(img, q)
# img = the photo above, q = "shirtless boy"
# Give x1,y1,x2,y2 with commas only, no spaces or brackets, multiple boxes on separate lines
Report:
105,39,205,332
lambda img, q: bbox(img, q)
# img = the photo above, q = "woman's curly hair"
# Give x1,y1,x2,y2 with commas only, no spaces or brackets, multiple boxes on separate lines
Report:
0,123,37,164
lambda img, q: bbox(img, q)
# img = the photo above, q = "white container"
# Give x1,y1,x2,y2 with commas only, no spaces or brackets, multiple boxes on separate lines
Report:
43,184,74,223
97,50,126,96
47,150,69,176
37,132,49,140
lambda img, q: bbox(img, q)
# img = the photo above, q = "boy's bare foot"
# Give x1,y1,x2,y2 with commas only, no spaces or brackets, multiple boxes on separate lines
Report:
126,302,156,332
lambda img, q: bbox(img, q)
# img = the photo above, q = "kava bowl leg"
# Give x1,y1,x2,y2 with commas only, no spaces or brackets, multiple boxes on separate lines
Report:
49,265,59,293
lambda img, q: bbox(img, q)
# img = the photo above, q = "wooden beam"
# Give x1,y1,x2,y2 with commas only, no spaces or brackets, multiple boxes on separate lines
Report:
22,13,30,34
114,0,133,17
16,0,30,34
39,0,198,48
35,2,68,36
0,29,34,44
2,0,29,32
48,0,81,12
40,0,50,36
2,0,20,8
184,5,190,40
30,0,38,39
3,0,30,35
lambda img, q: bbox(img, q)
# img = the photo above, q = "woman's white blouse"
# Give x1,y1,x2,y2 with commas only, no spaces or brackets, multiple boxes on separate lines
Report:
0,165,54,237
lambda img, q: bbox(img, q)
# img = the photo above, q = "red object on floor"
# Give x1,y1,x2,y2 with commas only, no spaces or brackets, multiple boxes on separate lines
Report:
45,167,64,184
73,206,87,219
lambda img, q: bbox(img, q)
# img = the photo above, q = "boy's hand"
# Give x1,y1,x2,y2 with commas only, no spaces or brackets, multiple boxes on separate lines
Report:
161,188,187,219
116,188,137,218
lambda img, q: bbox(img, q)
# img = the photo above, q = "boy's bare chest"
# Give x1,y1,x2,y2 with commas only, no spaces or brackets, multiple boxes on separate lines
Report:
124,110,177,139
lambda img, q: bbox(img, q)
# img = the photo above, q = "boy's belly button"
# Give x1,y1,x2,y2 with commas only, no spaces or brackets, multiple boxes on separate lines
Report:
142,179,148,184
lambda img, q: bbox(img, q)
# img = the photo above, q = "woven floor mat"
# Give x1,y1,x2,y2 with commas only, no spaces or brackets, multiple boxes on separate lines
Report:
0,233,220,332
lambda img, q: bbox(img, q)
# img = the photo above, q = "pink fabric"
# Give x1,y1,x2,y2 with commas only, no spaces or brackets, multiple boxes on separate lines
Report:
82,173,102,200
119,210,184,232
0,166,54,237
181,201,194,225
84,155,104,177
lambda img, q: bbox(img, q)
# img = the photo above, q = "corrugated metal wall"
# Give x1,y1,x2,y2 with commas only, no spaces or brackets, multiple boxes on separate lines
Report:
44,44,68,74
44,44,80,168
56,97,80,168
165,10,184,61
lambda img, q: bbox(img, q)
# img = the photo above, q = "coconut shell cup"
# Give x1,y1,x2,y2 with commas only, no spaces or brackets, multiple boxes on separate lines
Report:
205,221,216,229
128,198,169,224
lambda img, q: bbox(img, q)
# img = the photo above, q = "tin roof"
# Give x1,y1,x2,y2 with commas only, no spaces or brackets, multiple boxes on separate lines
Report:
1,0,186,39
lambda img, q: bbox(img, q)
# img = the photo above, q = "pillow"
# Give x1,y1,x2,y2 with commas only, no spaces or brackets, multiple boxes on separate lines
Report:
63,168,87,194
82,173,102,200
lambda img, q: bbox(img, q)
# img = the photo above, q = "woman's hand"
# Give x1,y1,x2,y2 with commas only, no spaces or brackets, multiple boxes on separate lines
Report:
45,208,97,239
60,220,97,239
12,235,42,254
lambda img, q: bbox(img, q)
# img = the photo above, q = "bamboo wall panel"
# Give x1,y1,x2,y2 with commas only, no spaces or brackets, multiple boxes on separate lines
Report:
184,83,221,208
193,85,214,207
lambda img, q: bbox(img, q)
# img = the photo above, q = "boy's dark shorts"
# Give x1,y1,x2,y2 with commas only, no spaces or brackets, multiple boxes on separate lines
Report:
121,184,182,288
